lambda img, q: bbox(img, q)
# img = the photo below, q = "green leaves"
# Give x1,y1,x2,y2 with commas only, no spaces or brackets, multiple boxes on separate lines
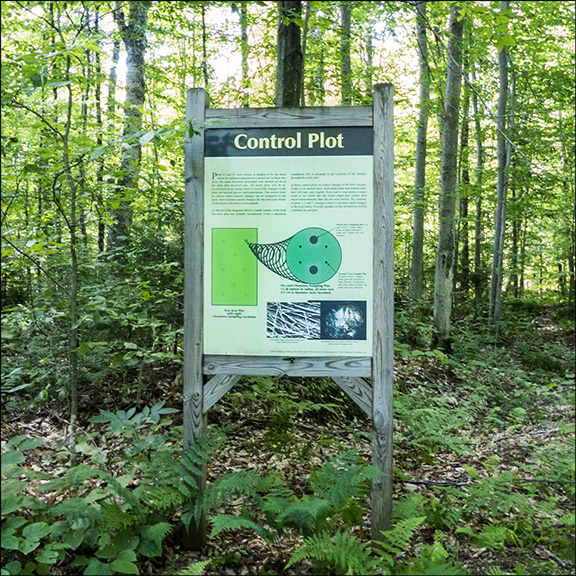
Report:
88,401,179,433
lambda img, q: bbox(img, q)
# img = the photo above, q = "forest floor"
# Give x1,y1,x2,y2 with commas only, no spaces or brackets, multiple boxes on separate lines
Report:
1,309,575,575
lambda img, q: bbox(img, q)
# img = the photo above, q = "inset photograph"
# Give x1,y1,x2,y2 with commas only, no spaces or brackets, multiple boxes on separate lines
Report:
267,301,321,339
321,301,367,340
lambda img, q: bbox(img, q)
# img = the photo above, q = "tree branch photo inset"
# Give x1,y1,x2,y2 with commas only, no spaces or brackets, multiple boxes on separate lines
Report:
267,302,321,339
247,227,342,284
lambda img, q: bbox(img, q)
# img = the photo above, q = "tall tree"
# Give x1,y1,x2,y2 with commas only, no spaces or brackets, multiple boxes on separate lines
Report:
409,1,430,306
275,0,303,107
107,1,149,258
488,0,511,329
432,3,465,351
471,67,486,317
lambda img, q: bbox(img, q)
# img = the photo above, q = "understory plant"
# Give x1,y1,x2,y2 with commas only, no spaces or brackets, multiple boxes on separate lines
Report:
1,402,219,576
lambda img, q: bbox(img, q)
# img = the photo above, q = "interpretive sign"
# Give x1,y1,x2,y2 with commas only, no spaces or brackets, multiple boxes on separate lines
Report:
203,127,373,357
183,84,394,550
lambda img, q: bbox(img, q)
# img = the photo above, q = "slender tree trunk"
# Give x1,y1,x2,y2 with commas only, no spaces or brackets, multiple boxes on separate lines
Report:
201,4,209,87
364,30,373,101
310,24,325,106
61,56,79,464
240,3,250,107
471,69,485,317
489,0,511,329
107,1,148,258
457,78,471,297
409,1,430,306
275,0,303,107
300,0,310,106
94,9,105,254
569,216,575,311
508,186,519,297
340,2,352,105
432,4,464,352
108,39,120,117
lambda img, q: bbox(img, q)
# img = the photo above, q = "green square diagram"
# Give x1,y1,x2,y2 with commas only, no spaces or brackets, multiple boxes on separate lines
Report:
211,228,258,306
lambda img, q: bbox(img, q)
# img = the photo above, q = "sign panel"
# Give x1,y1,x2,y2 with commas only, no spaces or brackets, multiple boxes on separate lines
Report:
203,126,373,356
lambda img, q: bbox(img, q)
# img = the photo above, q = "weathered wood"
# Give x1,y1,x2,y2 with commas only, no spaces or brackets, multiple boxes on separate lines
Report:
205,105,372,128
331,376,372,417
371,83,395,540
203,374,241,413
183,87,209,550
203,355,371,377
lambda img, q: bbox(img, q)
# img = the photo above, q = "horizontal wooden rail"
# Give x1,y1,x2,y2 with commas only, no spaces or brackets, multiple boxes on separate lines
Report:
203,355,371,377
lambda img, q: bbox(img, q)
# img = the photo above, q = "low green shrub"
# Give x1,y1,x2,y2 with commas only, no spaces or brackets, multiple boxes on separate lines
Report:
1,402,217,576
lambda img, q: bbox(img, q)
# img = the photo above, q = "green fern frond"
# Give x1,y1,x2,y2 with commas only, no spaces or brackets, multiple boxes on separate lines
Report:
200,469,261,519
286,528,377,575
403,561,468,575
101,500,134,530
473,524,509,550
373,516,426,569
136,485,184,513
275,498,332,535
311,449,382,509
138,521,172,558
209,514,271,541
402,540,467,576
255,477,297,529
178,560,212,575
393,493,426,522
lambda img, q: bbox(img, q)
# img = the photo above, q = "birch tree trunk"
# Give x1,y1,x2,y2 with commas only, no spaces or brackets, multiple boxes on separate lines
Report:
432,4,464,351
275,0,303,107
409,1,430,306
107,1,148,258
488,0,511,329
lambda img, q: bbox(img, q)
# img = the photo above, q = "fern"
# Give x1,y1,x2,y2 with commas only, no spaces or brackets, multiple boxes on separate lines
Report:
311,449,382,509
473,524,509,550
275,498,332,536
138,521,172,558
373,516,426,571
205,469,261,512
401,537,467,575
178,560,212,575
393,492,427,522
210,514,271,540
100,500,135,531
286,528,377,575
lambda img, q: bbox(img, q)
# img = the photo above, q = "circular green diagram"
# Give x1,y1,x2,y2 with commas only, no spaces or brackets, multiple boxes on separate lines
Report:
285,227,342,283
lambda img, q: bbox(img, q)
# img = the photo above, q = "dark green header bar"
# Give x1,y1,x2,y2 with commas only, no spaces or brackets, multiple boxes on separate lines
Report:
205,126,373,157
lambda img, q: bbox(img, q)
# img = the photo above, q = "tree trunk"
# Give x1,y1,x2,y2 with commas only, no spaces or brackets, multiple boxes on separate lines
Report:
275,1,303,107
201,4,209,87
240,3,250,107
107,1,148,258
456,77,471,297
488,0,511,329
364,30,373,101
471,69,485,318
409,1,430,306
340,2,352,105
300,0,310,106
432,4,464,352
310,23,325,106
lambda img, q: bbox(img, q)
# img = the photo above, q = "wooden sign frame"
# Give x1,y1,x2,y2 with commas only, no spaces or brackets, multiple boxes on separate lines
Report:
183,84,394,549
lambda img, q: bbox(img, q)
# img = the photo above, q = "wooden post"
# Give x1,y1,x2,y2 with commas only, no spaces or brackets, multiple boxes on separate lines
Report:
183,87,209,550
371,83,394,541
